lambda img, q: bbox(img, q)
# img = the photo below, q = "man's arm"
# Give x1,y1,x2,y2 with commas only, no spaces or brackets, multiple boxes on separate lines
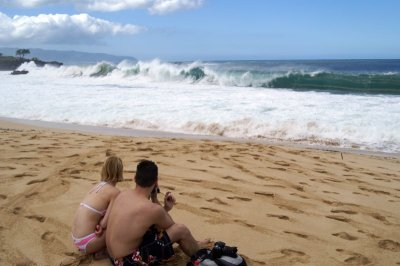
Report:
153,204,175,230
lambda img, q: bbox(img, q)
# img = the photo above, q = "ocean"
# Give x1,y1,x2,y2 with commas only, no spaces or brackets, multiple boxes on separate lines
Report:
1,59,399,153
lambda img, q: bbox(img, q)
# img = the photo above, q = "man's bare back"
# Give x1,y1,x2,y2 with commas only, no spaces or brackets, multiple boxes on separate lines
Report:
106,160,203,265
106,189,170,258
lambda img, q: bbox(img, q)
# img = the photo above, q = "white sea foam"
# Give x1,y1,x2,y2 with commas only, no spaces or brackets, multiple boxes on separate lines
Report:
1,61,400,153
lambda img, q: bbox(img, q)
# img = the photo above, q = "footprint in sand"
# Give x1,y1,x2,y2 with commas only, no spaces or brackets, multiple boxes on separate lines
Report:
359,186,391,195
378,240,400,252
284,231,308,239
374,177,391,182
336,249,371,264
0,194,7,200
290,193,309,199
184,178,202,183
293,185,304,192
357,229,380,239
369,213,390,224
222,175,239,181
352,192,369,196
331,209,357,215
256,175,274,181
0,166,16,170
12,207,22,214
234,219,256,228
200,207,220,213
227,196,252,202
332,232,358,241
70,170,80,174
25,215,46,223
267,214,290,220
313,169,328,174
280,249,306,256
27,178,48,185
344,254,371,264
66,154,79,158
268,167,287,171
179,192,202,199
254,192,275,198
161,185,175,191
207,197,228,205
191,168,208,173
278,205,303,214
326,215,351,223
25,192,39,198
324,178,342,183
276,249,310,264
274,161,290,167
94,161,103,166
41,231,54,241
212,187,232,192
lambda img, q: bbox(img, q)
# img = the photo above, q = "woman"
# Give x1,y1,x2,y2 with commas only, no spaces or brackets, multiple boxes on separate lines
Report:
72,155,123,255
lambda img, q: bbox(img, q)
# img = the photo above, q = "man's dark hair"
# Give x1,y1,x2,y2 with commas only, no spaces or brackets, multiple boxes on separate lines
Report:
135,160,158,187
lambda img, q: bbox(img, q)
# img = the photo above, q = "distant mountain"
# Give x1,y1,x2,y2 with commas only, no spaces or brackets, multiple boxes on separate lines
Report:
0,48,137,65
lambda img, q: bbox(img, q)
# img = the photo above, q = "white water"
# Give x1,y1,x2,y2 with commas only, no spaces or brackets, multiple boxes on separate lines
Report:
1,61,399,153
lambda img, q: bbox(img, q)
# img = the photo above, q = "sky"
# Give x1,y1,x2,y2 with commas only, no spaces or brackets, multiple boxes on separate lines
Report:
0,0,399,61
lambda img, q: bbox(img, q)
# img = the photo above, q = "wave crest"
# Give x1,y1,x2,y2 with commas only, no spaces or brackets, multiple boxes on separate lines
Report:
17,59,400,95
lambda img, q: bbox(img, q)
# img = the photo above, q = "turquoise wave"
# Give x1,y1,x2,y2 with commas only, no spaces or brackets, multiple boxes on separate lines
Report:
83,61,400,95
265,72,400,95
90,63,116,77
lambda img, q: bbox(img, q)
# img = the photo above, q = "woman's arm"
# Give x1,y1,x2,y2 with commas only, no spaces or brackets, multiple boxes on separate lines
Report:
95,190,119,236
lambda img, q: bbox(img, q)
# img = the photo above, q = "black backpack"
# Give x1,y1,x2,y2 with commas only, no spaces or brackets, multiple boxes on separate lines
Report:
187,241,247,266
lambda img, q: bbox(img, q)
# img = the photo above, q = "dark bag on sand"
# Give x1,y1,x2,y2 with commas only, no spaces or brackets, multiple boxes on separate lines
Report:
187,241,247,266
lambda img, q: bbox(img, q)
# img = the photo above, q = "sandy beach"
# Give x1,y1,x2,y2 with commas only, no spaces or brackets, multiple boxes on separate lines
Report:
0,118,399,266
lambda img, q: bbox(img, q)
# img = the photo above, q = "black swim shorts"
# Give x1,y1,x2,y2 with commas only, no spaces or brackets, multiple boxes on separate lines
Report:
112,227,175,266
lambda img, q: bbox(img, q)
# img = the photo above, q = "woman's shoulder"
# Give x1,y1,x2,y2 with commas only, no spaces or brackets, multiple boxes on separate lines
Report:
104,183,121,197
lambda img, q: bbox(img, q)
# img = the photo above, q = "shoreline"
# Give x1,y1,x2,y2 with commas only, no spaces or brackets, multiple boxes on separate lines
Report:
1,116,398,159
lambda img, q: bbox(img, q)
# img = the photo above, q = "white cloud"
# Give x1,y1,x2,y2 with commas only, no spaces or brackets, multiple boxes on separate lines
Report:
0,0,204,14
78,0,151,12
0,12,144,44
150,0,203,14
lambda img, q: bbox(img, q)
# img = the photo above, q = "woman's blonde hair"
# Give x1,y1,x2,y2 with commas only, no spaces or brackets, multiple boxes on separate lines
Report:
101,156,123,183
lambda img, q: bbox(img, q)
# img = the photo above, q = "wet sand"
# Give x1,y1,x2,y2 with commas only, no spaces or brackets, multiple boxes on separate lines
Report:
0,118,399,265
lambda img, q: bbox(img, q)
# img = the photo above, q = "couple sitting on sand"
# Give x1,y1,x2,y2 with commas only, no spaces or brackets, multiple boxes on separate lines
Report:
71,156,208,265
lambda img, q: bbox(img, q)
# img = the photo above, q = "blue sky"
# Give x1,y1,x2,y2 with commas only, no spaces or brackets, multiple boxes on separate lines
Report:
0,0,399,60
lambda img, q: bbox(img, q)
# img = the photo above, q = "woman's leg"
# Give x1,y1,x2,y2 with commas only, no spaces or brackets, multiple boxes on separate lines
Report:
85,233,107,255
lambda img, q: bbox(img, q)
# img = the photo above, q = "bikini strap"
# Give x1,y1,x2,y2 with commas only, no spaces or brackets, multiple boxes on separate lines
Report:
80,202,105,216
89,181,108,193
95,181,108,193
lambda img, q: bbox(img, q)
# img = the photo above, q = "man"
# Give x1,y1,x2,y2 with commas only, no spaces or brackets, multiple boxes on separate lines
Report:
106,160,206,265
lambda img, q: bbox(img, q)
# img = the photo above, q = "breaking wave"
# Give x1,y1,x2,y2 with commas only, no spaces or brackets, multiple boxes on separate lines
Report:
16,59,400,95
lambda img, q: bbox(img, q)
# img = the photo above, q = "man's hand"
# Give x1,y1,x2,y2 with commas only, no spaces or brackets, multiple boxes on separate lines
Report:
164,192,176,212
151,188,159,203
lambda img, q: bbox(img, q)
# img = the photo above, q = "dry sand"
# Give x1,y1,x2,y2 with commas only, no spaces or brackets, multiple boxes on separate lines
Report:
0,119,399,265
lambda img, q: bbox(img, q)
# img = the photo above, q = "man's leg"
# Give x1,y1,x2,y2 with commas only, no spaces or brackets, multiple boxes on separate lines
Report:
166,223,200,256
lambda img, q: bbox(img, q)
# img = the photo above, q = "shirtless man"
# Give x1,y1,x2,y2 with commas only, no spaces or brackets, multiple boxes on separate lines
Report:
106,160,204,265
